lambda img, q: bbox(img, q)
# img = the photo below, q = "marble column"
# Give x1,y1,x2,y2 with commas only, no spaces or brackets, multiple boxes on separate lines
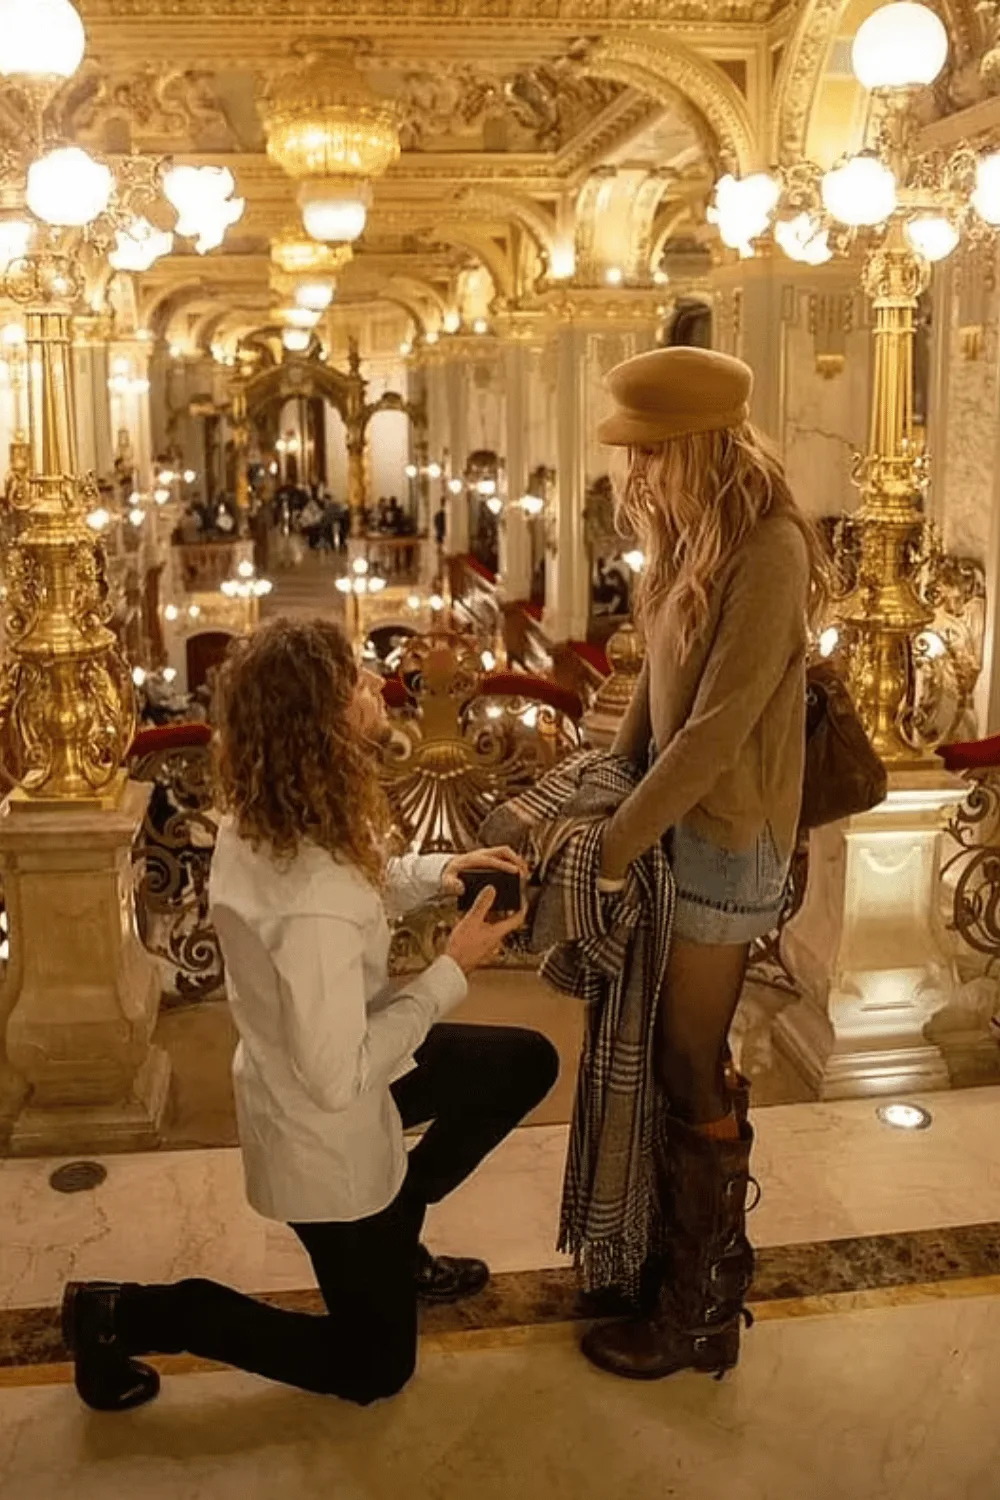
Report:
444,359,470,555
499,340,533,601
545,323,590,643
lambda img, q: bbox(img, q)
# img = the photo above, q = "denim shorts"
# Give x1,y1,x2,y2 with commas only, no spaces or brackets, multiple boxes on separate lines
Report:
668,821,790,945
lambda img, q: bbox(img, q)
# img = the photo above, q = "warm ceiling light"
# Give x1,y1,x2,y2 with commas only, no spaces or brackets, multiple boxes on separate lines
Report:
28,146,112,226
904,215,959,262
708,172,780,257
282,327,310,353
282,305,321,328
972,153,1000,224
162,164,244,254
263,51,400,243
822,154,897,227
0,215,31,270
109,217,174,272
0,0,85,81
852,2,948,91
270,228,353,277
774,212,832,265
298,180,370,243
294,279,335,311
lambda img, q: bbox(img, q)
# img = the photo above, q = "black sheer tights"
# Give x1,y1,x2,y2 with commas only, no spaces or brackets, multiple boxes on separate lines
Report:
654,938,750,1125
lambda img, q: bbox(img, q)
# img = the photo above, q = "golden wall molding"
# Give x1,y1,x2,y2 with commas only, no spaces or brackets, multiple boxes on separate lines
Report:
83,1,772,28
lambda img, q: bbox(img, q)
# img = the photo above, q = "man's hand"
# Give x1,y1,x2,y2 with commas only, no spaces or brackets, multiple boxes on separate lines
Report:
441,845,528,897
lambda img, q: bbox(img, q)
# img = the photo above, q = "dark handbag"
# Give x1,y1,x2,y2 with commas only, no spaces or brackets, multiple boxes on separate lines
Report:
799,661,888,830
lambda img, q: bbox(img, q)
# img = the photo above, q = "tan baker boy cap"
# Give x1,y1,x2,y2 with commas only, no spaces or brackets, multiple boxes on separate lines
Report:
598,346,753,447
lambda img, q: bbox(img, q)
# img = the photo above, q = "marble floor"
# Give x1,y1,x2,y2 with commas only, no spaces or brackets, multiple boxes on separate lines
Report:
2,1086,1000,1496
0,1294,998,1500
2,1085,999,1311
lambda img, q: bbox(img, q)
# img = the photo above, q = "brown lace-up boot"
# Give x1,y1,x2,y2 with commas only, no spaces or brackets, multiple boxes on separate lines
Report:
580,1114,756,1380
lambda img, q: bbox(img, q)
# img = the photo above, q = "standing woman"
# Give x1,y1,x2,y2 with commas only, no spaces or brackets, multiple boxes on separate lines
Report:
582,347,827,1380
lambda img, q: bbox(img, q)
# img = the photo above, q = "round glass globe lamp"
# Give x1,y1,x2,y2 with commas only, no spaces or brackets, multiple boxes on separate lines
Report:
298,180,370,243
0,0,85,81
851,3,948,90
27,146,112,226
282,328,311,353
774,212,832,266
294,280,334,311
282,305,320,329
821,154,897,227
972,152,1000,225
0,215,33,269
904,215,959,262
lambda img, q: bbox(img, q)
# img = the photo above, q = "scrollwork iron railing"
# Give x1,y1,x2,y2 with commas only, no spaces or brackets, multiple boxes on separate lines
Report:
129,724,225,1004
942,763,1000,971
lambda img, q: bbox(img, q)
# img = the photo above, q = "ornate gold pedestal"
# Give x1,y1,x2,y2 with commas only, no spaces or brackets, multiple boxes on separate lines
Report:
0,252,169,1155
0,782,167,1155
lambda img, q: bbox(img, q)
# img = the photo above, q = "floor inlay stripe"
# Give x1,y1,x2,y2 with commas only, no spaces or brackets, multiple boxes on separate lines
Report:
1,1220,998,1372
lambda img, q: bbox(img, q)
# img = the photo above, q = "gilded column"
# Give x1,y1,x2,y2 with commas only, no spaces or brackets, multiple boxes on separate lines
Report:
0,250,166,1156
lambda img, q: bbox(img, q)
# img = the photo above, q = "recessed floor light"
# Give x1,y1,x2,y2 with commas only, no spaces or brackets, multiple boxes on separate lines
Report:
876,1102,932,1131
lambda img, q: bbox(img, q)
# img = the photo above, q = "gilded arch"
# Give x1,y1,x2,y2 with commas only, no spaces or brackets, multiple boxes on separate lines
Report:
578,37,759,176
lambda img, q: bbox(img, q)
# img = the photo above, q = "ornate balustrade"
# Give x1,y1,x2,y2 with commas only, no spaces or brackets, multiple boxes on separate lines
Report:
122,637,586,995
174,539,256,594
940,737,1000,982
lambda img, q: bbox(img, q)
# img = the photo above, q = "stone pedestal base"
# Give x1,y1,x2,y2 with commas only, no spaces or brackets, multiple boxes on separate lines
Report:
0,781,169,1156
777,768,967,1100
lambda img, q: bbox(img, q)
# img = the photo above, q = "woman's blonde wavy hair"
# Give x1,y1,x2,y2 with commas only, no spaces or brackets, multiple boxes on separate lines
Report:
213,615,389,888
615,421,830,654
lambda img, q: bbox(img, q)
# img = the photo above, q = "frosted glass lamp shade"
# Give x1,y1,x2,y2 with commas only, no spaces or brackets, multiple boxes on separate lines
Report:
27,146,112,226
163,164,244,253
109,217,174,272
298,180,371,243
0,216,33,269
282,306,320,328
0,0,85,80
708,172,780,256
774,212,832,265
904,215,959,261
282,328,311,353
294,280,334,311
972,153,1000,225
851,3,948,90
821,154,897,226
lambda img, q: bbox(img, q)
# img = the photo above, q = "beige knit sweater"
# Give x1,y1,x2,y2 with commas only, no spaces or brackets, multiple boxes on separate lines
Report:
602,514,810,878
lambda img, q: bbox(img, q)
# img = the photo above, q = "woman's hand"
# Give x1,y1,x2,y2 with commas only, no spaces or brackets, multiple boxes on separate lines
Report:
445,887,528,974
441,845,528,897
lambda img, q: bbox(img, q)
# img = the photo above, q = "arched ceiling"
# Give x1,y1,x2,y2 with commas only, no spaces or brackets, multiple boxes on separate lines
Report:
67,0,989,360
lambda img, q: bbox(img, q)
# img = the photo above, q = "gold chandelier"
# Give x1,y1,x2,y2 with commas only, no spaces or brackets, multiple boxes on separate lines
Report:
263,53,401,244
270,227,354,278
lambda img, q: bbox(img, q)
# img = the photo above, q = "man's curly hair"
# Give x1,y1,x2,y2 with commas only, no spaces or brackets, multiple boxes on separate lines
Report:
214,615,389,887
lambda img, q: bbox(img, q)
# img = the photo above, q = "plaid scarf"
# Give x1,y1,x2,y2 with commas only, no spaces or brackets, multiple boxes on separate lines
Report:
480,751,675,1297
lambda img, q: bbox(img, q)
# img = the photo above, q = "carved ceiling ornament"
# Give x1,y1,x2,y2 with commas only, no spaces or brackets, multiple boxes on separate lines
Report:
368,58,626,153
56,62,237,151
577,36,758,175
